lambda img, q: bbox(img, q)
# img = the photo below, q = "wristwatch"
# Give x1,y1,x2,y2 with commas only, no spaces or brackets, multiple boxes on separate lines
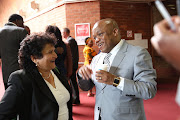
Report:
113,77,121,87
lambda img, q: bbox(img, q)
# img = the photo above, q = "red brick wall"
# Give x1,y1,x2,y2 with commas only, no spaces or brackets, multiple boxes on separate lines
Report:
65,1,152,64
100,1,151,49
65,1,100,65
0,0,178,83
99,1,179,83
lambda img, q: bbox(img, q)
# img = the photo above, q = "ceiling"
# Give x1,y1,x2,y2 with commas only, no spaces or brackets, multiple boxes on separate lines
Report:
110,0,164,3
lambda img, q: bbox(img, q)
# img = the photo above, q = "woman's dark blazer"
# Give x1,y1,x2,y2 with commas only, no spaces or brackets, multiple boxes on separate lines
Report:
0,68,73,120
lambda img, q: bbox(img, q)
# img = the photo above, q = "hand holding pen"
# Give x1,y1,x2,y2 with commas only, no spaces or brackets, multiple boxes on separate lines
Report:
177,0,180,16
155,0,176,32
151,15,180,71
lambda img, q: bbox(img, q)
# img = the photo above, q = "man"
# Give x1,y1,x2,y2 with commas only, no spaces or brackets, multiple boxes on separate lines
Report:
0,14,27,89
77,18,157,120
62,28,80,104
151,16,180,107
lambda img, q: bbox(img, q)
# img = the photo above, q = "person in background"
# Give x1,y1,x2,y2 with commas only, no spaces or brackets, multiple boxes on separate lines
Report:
62,28,80,104
45,25,72,79
0,32,73,120
83,37,97,97
0,14,28,89
77,18,157,120
151,16,180,107
24,25,30,35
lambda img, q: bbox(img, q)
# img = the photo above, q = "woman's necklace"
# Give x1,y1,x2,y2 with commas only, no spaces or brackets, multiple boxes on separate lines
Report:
40,72,51,79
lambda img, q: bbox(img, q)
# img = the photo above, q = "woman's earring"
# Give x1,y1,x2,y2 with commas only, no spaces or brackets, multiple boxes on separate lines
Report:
36,62,38,66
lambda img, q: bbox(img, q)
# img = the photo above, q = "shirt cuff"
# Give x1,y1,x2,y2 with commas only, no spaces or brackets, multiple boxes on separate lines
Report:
116,77,124,91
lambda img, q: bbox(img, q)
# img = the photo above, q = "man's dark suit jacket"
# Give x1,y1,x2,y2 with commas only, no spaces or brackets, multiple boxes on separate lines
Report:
0,22,27,85
67,36,79,71
0,68,73,120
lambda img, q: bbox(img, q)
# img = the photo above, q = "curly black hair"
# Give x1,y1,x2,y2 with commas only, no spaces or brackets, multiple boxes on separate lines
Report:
18,32,57,70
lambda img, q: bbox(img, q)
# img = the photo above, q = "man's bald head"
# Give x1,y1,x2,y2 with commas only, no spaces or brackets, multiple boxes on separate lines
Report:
92,18,121,53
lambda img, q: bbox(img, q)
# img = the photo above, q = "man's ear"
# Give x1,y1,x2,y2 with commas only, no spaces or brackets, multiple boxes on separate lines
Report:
12,20,18,26
16,19,20,24
113,28,118,36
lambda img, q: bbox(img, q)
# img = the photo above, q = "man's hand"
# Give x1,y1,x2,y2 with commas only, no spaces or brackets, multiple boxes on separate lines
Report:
79,65,92,80
95,70,116,85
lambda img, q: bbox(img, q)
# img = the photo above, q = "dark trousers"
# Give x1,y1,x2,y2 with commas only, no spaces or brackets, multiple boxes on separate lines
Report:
70,70,80,103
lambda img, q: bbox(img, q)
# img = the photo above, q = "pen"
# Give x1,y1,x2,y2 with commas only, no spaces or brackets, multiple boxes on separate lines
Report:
155,0,176,31
177,0,180,16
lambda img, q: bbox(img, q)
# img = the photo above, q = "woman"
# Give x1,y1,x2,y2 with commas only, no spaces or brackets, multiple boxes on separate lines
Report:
0,33,73,120
45,25,72,79
83,37,97,97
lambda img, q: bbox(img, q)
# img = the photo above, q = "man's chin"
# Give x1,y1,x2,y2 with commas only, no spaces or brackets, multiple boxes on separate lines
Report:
100,49,109,53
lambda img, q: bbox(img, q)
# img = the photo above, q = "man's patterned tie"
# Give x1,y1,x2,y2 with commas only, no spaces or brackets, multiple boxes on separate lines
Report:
103,53,112,70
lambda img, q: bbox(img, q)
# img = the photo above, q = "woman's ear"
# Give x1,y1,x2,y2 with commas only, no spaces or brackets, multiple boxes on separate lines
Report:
31,55,36,64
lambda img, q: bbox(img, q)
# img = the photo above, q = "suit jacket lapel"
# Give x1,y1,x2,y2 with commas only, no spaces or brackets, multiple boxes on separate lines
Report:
52,69,71,94
31,69,57,103
109,40,128,74
102,40,128,89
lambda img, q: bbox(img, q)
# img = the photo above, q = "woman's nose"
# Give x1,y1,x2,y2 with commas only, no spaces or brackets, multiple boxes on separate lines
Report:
53,51,57,58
